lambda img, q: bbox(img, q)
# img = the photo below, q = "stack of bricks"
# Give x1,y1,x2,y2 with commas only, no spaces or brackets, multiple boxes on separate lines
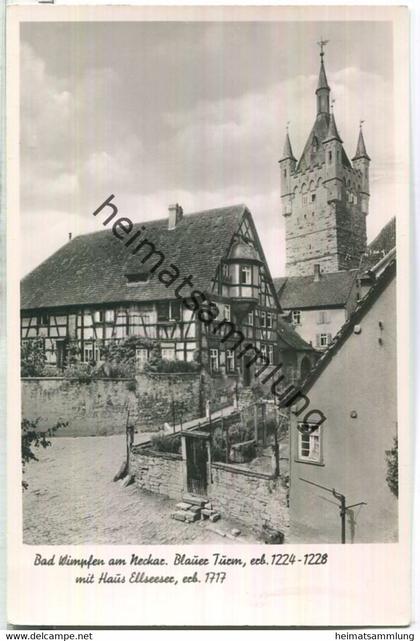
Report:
171,495,221,523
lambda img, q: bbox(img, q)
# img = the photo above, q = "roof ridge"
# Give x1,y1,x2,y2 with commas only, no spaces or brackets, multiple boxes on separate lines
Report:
70,203,247,242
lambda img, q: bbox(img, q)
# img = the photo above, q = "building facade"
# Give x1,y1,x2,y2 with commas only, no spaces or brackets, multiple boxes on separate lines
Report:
279,45,370,277
283,259,397,543
275,268,360,350
21,203,312,386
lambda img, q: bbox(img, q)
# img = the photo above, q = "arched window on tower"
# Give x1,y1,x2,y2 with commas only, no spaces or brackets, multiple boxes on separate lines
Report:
328,150,332,163
301,183,308,205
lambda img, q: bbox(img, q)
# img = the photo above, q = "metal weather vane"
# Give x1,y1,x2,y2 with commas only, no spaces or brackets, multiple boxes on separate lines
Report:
317,37,329,58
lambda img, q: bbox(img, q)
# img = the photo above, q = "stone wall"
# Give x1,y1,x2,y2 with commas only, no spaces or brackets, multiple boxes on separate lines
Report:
209,463,290,537
22,372,202,437
129,447,184,500
21,377,133,437
133,372,201,430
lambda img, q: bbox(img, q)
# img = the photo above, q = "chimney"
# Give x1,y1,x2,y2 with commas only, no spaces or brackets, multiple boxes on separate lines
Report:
68,232,72,241
314,264,321,282
168,203,183,230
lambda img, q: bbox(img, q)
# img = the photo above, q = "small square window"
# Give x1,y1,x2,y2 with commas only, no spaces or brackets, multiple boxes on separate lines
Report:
292,310,301,325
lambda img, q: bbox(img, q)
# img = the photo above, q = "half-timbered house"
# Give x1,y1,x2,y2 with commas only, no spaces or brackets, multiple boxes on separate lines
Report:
21,203,312,384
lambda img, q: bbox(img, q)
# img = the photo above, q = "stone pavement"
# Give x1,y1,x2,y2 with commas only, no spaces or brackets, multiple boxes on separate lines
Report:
23,433,259,545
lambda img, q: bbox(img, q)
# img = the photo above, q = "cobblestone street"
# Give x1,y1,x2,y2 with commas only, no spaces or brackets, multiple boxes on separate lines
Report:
23,434,259,545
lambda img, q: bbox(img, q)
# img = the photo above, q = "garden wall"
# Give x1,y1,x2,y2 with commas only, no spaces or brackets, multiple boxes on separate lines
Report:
22,372,202,436
129,447,184,500
209,463,290,537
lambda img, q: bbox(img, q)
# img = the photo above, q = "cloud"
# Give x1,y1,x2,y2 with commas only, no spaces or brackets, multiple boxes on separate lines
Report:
20,31,398,280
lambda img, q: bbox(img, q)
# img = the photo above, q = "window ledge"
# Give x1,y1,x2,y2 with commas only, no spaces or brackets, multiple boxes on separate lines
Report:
293,458,325,467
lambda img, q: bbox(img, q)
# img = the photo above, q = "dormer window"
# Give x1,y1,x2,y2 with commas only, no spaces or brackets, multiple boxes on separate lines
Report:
126,272,150,284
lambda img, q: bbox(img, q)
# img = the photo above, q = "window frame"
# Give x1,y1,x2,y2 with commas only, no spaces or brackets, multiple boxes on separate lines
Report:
240,265,252,285
296,423,323,465
209,348,219,373
292,309,301,325
226,349,235,373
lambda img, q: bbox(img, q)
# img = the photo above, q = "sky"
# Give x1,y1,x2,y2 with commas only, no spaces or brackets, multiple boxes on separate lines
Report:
20,19,399,278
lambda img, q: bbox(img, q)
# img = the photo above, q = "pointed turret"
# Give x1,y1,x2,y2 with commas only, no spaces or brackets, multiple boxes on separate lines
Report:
316,41,330,115
353,128,370,161
279,128,297,217
323,111,342,143
317,58,330,92
352,124,370,215
282,131,296,161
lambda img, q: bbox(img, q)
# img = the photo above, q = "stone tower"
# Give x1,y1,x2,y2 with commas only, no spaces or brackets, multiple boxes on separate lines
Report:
280,44,370,277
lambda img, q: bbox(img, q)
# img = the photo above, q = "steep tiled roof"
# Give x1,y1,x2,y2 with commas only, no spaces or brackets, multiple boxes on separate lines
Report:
21,205,246,310
361,217,396,271
278,258,396,405
273,270,358,310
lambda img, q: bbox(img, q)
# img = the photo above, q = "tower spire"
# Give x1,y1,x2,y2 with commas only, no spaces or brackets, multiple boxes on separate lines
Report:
282,124,296,161
353,121,370,160
324,99,342,143
316,38,330,114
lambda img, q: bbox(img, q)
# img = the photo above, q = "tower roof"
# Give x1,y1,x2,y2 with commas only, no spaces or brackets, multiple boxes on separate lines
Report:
353,128,370,161
282,131,296,161
297,113,351,170
316,58,330,92
323,111,342,143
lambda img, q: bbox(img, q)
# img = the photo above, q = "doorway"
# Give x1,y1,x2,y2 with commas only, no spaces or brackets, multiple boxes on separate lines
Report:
185,433,209,496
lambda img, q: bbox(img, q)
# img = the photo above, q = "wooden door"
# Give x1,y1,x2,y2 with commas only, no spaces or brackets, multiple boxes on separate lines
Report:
186,437,208,496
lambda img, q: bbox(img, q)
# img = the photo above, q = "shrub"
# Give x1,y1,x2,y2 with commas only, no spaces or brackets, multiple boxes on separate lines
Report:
21,339,46,377
63,362,95,383
144,358,200,374
150,433,181,454
21,417,68,489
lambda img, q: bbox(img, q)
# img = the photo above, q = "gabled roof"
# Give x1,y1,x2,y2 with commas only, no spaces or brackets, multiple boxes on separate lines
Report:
277,317,313,352
278,258,396,406
273,270,358,310
21,205,246,310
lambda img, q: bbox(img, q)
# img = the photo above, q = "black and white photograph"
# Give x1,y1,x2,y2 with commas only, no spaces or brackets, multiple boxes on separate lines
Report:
18,15,402,547
6,4,412,629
